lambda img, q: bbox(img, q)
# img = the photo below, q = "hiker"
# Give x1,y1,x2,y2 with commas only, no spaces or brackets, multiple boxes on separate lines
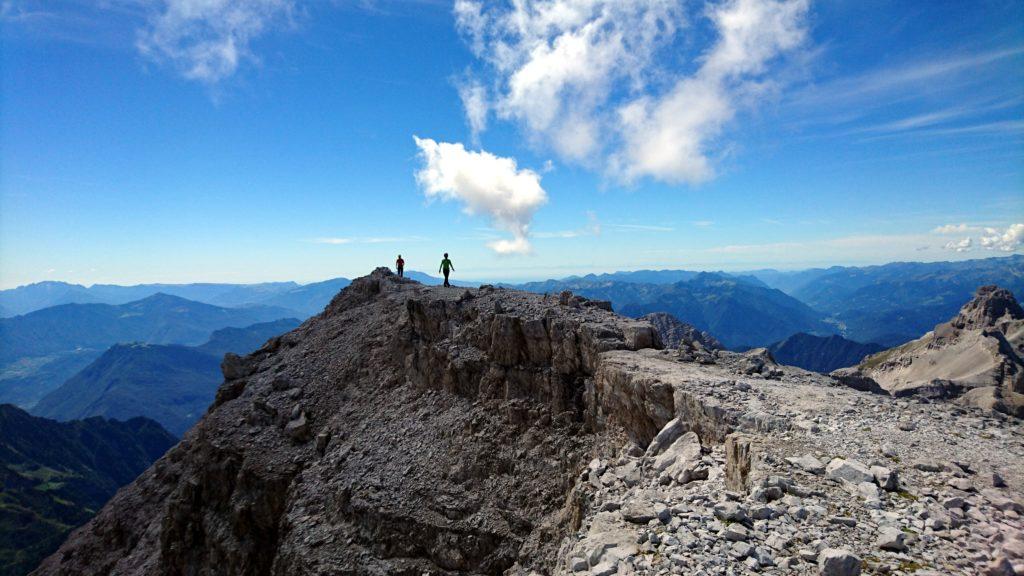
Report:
395,254,404,277
439,253,454,287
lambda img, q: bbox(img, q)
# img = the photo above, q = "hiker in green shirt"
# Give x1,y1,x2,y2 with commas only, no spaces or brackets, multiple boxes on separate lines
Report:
439,253,454,287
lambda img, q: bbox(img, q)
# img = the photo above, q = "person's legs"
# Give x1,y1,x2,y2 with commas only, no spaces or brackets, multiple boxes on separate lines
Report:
398,266,403,277
443,270,450,287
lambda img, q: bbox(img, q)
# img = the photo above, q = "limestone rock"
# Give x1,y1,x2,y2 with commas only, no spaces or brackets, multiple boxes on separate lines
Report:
819,548,861,576
825,458,874,485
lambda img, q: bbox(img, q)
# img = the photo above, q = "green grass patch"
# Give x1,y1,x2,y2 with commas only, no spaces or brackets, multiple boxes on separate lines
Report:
897,560,926,572
896,490,918,502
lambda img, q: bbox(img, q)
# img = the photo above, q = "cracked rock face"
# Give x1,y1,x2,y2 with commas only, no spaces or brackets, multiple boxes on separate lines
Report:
33,271,1024,576
833,285,1024,417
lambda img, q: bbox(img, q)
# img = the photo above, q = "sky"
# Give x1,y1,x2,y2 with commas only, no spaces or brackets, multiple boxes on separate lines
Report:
1,0,1022,287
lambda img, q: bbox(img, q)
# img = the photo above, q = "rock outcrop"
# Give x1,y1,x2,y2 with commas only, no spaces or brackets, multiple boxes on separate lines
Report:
639,312,722,351
833,285,1024,416
33,272,1024,575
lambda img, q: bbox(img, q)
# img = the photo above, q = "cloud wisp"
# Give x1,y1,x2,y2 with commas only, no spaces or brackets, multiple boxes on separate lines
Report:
137,0,296,84
413,137,548,255
454,0,810,185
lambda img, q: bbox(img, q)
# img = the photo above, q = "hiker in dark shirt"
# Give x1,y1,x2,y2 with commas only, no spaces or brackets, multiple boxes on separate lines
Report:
439,253,454,287
396,255,405,277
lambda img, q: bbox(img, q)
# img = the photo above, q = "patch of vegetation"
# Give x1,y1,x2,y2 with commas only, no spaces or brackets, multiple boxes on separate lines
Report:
0,404,176,576
897,560,926,572
896,490,918,502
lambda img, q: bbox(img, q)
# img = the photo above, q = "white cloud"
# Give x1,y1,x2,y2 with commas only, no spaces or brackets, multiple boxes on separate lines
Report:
979,223,1024,252
943,237,973,253
457,78,489,140
312,237,353,245
137,0,295,83
932,223,972,234
454,0,809,184
413,136,548,255
935,222,1023,253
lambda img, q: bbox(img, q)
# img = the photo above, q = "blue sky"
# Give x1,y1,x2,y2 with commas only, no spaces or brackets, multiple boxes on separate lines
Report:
1,0,1021,287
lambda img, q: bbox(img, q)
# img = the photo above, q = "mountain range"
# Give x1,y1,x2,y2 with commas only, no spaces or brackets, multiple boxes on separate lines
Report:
753,255,1024,346
517,272,833,349
0,278,350,318
0,296,297,409
767,333,885,374
0,405,175,576
29,318,301,436
29,268,1023,576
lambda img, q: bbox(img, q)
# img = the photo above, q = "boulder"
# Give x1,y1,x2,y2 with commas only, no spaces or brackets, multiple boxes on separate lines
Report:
818,549,861,576
870,465,899,491
786,454,825,475
646,417,685,457
825,458,874,485
875,527,908,552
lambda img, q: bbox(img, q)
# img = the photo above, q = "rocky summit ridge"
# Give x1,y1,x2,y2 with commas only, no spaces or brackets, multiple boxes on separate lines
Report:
34,270,1023,576
834,285,1024,417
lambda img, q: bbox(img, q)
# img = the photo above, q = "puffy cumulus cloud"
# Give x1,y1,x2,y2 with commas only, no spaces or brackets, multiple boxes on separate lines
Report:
137,0,295,83
979,223,1024,252
454,0,809,184
413,137,548,255
937,223,1023,253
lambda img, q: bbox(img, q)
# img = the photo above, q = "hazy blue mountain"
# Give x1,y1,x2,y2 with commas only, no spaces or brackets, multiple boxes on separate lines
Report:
563,270,703,284
515,272,832,349
745,267,843,295
0,293,293,364
198,318,302,356
0,405,174,576
253,278,350,317
767,333,885,373
789,255,1024,345
0,280,322,318
29,317,299,436
617,274,834,349
0,350,103,410
0,282,101,317
32,344,223,437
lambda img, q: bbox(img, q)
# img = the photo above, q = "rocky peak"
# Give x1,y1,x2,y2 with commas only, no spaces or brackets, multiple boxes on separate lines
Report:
639,312,722,351
32,272,1024,576
950,285,1024,331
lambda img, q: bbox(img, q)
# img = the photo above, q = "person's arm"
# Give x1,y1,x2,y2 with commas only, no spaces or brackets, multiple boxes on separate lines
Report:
451,261,454,271
439,261,443,273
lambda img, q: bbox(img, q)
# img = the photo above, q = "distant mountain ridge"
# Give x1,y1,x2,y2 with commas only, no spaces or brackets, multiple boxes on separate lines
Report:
756,255,1024,346
0,405,175,576
0,296,301,409
0,278,350,318
767,333,885,373
30,318,300,436
32,344,223,437
514,272,832,349
0,293,291,364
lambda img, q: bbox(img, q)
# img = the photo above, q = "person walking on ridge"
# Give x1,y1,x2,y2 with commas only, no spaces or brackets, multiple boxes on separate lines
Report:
439,253,454,287
396,254,404,277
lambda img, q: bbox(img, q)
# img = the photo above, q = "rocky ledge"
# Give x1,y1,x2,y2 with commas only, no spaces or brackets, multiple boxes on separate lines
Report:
33,270,1023,576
